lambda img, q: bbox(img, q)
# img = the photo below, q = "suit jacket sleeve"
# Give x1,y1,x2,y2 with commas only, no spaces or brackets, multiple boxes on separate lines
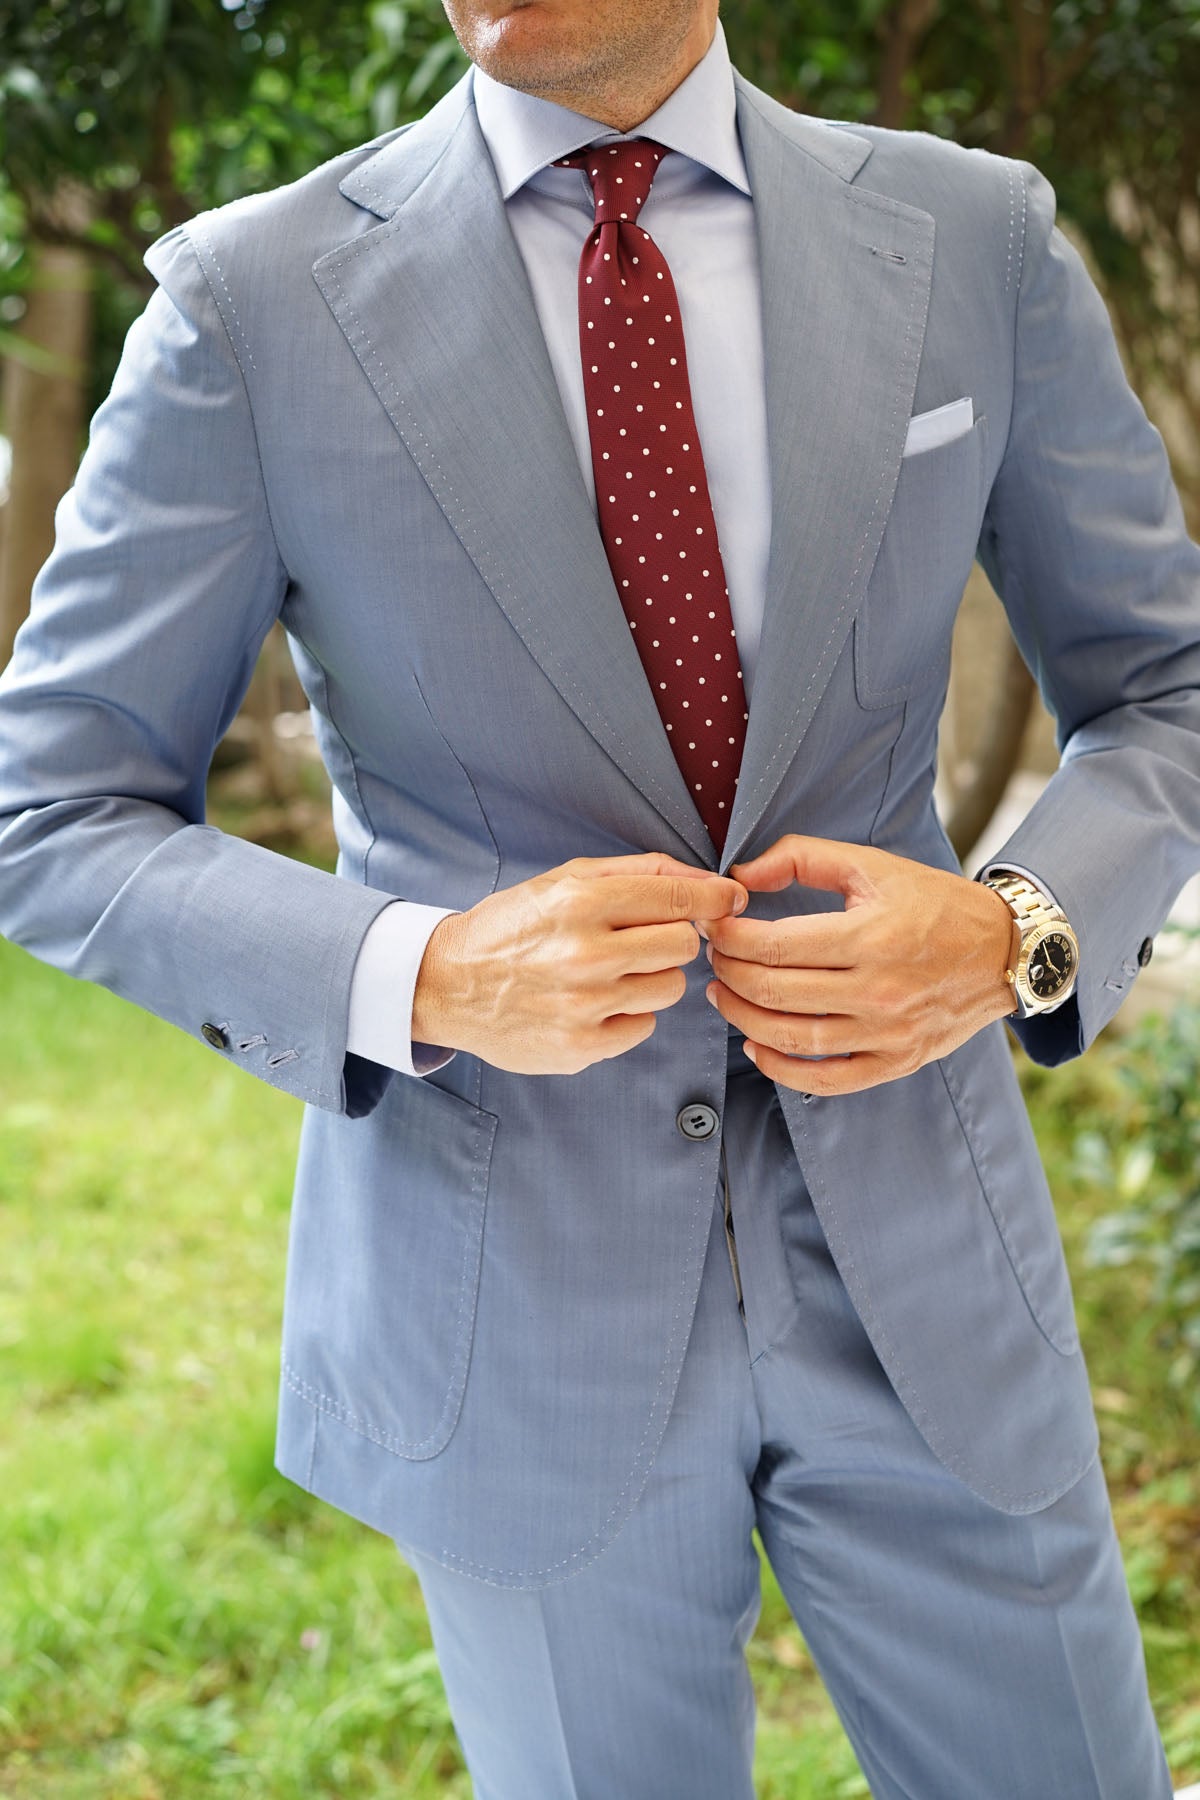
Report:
0,224,399,1117
975,163,1200,1065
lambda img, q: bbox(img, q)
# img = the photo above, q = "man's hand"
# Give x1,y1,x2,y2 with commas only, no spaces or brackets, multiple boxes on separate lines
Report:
413,853,748,1075
699,834,1020,1096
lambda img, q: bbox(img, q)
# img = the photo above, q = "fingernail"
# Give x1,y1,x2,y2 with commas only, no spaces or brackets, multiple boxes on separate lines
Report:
744,1042,758,1065
696,922,709,940
733,892,747,913
705,942,714,964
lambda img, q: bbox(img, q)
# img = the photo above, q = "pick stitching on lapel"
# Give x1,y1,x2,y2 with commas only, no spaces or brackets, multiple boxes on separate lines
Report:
313,76,715,865
721,79,935,866
313,72,935,869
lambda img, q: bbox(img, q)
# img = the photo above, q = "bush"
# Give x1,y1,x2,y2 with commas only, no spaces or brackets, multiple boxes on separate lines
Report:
1082,994,1200,1413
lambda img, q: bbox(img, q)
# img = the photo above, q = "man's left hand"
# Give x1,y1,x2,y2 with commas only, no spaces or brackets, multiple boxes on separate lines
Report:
699,834,1020,1096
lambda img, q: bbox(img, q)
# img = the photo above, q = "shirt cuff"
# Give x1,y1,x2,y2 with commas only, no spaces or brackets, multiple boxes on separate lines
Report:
346,901,460,1077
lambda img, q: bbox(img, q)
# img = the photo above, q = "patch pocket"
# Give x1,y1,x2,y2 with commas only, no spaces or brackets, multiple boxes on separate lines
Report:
854,415,989,710
284,1072,499,1461
937,1033,1081,1356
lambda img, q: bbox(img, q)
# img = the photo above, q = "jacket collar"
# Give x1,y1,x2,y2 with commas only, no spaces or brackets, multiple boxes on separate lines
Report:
470,18,750,200
337,62,874,224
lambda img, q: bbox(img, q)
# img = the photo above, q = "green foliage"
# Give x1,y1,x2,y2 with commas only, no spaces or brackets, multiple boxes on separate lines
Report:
0,0,465,209
1082,996,1200,1414
722,0,1200,396
722,2,878,117
0,0,467,400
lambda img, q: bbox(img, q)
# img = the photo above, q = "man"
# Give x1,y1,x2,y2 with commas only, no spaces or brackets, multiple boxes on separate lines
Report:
1,0,1198,1793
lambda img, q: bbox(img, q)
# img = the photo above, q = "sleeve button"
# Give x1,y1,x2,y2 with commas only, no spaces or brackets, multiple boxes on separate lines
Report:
201,1022,229,1050
1137,937,1154,969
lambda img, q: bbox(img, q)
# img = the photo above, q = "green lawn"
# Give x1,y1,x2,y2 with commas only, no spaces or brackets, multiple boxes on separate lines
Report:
1,936,1197,1797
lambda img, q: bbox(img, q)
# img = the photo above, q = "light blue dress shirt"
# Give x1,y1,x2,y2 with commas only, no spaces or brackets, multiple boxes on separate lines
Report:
347,20,773,1076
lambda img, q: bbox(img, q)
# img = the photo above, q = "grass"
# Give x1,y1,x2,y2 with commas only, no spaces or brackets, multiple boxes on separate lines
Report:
1,933,1197,1797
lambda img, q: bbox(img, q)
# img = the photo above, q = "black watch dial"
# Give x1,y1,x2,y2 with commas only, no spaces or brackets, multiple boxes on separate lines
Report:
1027,931,1075,999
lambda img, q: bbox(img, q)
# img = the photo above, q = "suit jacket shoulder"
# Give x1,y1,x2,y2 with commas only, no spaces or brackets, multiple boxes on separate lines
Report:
145,76,477,303
737,76,1030,295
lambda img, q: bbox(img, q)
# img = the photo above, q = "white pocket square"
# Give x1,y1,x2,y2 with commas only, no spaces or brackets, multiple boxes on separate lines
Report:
903,396,974,458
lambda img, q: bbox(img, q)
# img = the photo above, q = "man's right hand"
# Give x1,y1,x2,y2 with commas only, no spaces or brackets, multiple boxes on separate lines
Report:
411,853,748,1075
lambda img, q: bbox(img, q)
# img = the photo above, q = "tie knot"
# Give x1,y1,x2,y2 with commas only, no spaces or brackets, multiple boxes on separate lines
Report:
556,138,666,227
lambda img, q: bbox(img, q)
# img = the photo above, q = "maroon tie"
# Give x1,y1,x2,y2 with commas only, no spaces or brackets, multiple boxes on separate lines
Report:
556,139,747,853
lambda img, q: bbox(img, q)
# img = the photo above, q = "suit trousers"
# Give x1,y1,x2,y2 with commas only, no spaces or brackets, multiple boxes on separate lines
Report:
399,1043,1173,1800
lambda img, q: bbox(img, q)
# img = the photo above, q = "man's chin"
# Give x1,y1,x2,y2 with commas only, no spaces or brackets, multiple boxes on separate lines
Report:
469,8,598,94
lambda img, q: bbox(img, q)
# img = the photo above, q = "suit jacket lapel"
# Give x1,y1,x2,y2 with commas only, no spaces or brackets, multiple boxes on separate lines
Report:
722,79,935,866
313,77,714,864
314,73,937,869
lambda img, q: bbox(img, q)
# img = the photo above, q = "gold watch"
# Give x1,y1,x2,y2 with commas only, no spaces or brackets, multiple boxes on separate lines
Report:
982,871,1079,1019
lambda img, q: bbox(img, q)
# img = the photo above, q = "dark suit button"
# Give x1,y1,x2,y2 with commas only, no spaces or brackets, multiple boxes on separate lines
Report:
1137,937,1154,968
677,1103,719,1141
201,1022,229,1050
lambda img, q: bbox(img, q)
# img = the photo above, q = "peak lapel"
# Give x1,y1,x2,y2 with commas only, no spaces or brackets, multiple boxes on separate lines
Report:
313,81,714,865
722,81,935,866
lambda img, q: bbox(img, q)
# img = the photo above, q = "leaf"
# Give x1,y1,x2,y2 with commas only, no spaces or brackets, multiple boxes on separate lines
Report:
369,78,401,137
1,65,45,104
1071,1128,1112,1185
136,0,172,50
369,1,411,52
0,326,82,377
1117,1139,1155,1198
405,34,465,105
1085,1210,1149,1268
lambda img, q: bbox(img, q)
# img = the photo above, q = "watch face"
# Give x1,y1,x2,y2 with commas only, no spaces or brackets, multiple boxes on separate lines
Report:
1027,931,1076,999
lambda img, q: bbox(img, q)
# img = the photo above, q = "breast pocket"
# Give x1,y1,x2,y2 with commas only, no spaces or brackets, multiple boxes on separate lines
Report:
853,414,990,710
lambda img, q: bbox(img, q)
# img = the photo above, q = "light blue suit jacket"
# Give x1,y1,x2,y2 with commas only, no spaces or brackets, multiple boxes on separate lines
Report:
2,69,1199,1586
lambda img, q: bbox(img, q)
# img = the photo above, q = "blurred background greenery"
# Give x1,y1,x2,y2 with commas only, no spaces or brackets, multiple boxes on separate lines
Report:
1,1,1199,1794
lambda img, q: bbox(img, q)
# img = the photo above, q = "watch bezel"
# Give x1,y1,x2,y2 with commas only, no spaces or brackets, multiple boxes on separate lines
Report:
1013,920,1079,1014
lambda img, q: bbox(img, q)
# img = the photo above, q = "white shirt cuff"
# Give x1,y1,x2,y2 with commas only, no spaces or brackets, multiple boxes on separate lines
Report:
346,901,460,1077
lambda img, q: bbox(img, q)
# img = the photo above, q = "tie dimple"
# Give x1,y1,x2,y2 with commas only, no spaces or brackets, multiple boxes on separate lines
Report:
556,139,747,853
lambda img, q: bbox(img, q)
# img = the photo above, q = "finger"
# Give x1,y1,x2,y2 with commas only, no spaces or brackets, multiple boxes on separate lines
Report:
611,921,703,973
706,981,883,1058
744,1039,896,1096
592,872,748,928
568,851,722,883
707,954,859,1016
592,1011,658,1061
704,910,859,969
612,967,691,1012
729,834,876,900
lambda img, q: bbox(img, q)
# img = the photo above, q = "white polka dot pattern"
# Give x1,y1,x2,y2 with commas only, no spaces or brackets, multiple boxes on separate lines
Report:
556,139,746,850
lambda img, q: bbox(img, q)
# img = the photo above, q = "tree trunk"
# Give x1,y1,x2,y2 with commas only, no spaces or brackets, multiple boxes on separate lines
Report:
241,625,294,805
943,636,1037,863
871,0,941,129
931,40,1041,864
0,238,92,670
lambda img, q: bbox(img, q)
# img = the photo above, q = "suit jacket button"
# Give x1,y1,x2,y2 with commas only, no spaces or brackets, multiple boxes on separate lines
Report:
677,1103,719,1141
1137,937,1154,968
201,1022,229,1050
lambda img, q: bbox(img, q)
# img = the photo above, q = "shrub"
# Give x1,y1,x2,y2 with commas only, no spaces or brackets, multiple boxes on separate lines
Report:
1082,992,1200,1413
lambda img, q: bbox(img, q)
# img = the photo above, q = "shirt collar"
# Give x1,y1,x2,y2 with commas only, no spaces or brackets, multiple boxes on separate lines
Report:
472,18,750,201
